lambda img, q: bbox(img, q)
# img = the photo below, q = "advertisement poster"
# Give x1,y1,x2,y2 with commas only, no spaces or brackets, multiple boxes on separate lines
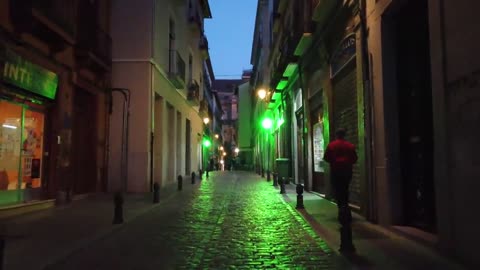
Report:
313,123,325,172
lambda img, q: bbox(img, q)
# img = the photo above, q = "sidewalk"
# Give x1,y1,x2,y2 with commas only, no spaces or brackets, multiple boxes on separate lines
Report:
0,180,192,270
279,182,468,270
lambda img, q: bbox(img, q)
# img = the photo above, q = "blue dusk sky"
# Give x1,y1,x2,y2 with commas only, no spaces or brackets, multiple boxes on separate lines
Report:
204,0,257,79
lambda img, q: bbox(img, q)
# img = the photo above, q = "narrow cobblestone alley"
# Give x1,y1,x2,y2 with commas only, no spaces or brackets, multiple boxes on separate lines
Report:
45,172,350,270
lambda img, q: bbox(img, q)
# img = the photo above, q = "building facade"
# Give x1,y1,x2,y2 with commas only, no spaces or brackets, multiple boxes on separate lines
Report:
0,0,112,207
110,0,212,192
251,0,480,268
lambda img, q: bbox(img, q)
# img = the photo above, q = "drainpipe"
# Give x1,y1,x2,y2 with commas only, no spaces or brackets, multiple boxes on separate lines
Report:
359,0,377,222
110,88,131,193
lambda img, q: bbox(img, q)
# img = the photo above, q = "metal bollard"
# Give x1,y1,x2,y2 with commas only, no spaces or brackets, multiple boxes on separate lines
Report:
279,177,286,194
177,175,183,190
153,182,160,203
296,184,304,209
267,170,271,181
273,172,278,187
0,237,5,270
113,192,124,224
199,169,203,179
191,172,196,184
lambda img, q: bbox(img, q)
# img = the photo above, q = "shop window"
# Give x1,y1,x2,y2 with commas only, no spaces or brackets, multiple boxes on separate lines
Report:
0,100,44,205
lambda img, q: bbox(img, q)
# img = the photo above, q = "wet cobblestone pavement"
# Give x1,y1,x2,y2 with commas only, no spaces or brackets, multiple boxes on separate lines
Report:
47,171,351,269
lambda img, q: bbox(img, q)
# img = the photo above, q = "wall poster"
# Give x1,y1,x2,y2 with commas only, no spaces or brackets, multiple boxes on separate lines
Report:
313,122,325,172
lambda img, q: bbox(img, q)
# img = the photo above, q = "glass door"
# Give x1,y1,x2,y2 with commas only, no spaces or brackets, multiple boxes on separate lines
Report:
0,100,44,205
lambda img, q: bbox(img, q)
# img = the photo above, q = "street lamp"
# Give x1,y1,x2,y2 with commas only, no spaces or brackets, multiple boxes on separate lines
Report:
234,147,239,154
257,89,267,100
220,146,224,151
215,134,219,139
203,117,210,124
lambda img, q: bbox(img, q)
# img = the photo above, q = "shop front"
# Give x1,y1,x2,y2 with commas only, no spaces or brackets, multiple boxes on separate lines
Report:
0,46,58,206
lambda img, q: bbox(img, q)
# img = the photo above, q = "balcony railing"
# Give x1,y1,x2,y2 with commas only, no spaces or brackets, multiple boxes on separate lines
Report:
169,50,186,89
32,0,76,37
76,25,112,69
187,80,200,106
199,35,209,58
9,0,75,43
188,6,203,33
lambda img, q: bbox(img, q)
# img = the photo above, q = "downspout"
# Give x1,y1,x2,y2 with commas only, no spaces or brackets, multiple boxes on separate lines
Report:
359,0,377,222
110,88,131,193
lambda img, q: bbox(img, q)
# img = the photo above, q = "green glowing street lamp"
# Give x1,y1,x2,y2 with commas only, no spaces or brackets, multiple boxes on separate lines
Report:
203,138,212,147
262,118,273,129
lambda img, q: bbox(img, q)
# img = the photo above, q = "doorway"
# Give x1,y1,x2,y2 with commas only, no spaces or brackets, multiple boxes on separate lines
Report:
295,110,305,184
153,94,163,187
72,88,97,195
166,103,175,183
396,0,436,232
185,119,191,175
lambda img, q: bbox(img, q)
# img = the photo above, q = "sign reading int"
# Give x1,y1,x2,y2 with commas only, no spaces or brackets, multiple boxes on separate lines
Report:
1,47,58,99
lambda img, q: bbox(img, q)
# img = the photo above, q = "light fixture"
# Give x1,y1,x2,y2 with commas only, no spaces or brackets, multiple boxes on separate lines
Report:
220,146,224,151
234,148,239,153
220,160,224,164
214,134,219,139
223,152,227,156
257,89,267,100
262,118,273,129
203,117,210,124
2,124,17,129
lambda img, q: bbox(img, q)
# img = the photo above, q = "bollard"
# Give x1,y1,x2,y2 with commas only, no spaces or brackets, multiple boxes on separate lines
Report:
261,168,265,178
206,169,209,178
0,237,4,270
113,192,124,224
191,172,196,184
267,170,271,181
273,172,278,187
296,184,304,209
177,175,183,190
279,177,286,194
199,169,203,178
153,182,160,203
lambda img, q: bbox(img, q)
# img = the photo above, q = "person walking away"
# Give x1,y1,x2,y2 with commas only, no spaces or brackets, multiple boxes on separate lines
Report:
324,128,357,253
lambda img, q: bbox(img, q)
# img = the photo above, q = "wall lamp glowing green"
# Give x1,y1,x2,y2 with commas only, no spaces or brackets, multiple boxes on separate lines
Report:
203,138,212,147
262,118,273,129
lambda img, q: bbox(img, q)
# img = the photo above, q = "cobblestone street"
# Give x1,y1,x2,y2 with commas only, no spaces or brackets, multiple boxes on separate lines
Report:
46,172,350,269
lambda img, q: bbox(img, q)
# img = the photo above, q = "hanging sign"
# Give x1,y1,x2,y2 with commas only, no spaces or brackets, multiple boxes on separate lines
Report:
330,34,356,78
0,46,58,99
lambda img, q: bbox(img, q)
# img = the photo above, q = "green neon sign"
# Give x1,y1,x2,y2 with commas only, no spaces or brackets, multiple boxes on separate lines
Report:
1,47,58,99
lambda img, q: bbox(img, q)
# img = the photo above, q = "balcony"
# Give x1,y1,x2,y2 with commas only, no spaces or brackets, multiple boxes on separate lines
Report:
312,0,338,24
168,50,186,89
76,26,112,71
188,7,203,34
9,0,75,47
187,80,200,106
199,35,209,59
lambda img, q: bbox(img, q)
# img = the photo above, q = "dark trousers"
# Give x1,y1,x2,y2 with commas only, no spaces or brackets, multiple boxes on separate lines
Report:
331,170,352,225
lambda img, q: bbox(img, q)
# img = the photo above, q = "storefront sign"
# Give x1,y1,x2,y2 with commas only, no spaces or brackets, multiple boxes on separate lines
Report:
330,34,356,78
1,47,58,99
